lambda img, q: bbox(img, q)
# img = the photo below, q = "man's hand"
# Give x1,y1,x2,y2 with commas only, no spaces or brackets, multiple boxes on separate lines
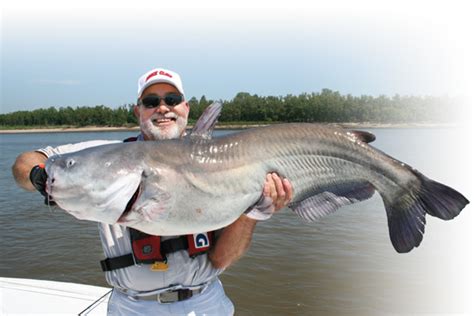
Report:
264,173,293,211
245,173,293,220
29,164,55,205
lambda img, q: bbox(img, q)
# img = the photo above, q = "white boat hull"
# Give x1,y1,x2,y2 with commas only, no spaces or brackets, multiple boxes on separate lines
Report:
0,277,111,315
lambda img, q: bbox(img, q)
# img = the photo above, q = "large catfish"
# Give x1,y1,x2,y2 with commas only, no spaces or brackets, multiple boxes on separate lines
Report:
45,104,469,253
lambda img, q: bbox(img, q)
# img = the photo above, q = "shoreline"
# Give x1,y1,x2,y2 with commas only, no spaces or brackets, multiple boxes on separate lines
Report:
0,126,141,134
0,122,459,134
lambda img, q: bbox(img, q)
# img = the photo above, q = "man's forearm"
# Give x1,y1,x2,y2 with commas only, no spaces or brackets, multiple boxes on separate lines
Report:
12,151,47,191
208,215,257,269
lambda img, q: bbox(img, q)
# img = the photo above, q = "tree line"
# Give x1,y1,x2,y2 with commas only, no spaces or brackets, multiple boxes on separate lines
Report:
0,89,458,128
0,105,137,128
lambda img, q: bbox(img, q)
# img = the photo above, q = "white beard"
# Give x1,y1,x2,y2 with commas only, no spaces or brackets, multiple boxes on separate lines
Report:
140,115,187,140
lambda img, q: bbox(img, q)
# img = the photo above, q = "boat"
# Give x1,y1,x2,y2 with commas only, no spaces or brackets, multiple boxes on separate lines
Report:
0,277,111,315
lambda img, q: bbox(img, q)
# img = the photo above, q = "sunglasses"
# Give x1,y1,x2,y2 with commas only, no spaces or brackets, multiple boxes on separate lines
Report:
140,93,184,108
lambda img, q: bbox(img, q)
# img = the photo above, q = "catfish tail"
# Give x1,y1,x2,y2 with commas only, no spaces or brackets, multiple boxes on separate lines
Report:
417,174,469,220
382,171,469,253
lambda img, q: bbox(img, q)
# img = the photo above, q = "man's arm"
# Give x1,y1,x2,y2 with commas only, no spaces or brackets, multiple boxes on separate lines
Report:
208,173,292,269
12,151,48,191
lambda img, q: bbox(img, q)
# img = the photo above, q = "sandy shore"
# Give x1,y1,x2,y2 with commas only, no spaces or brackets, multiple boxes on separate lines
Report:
0,122,457,134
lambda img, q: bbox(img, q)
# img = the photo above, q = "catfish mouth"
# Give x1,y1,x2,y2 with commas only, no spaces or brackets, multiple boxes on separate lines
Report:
117,184,141,223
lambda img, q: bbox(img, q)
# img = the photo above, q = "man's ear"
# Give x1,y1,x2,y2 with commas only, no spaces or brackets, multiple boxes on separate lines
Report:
133,105,140,119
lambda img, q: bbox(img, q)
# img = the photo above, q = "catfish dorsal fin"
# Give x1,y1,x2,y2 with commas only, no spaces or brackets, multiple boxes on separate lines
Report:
348,130,376,143
189,101,223,140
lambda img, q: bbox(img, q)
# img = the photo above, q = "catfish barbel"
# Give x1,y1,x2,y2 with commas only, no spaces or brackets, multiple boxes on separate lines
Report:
45,123,469,253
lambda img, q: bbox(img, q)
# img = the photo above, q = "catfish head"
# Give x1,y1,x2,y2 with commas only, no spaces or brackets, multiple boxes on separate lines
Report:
45,142,145,224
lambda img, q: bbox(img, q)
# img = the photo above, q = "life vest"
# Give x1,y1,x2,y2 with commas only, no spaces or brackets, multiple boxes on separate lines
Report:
99,136,214,272
130,228,214,263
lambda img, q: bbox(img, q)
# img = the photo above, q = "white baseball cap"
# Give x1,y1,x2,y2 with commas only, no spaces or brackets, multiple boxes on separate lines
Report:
137,68,185,98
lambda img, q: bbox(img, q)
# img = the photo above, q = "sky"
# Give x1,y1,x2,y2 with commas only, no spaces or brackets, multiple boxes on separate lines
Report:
1,0,473,114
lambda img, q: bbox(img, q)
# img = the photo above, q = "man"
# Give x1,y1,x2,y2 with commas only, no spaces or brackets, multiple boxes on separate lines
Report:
12,67,293,315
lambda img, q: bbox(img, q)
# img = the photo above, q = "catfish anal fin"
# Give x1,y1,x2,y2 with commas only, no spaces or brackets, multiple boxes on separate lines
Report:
289,181,375,222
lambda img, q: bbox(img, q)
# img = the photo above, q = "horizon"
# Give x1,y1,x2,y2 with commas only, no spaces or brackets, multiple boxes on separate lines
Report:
0,89,460,116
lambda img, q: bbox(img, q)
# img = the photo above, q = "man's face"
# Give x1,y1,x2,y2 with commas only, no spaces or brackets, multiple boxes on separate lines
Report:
135,83,189,140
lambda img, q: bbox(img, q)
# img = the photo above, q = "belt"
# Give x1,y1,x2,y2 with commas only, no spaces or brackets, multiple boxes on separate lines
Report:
131,286,205,304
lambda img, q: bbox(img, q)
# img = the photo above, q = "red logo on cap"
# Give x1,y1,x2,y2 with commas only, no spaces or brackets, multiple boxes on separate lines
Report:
145,70,173,82
159,70,173,78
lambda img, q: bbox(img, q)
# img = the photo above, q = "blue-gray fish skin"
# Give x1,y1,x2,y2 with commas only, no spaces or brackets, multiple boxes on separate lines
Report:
45,123,469,253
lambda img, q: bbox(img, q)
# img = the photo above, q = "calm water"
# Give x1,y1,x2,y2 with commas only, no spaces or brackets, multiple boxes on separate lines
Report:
1,128,473,315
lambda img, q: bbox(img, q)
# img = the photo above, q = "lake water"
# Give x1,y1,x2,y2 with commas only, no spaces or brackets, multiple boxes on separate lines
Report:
0,127,473,315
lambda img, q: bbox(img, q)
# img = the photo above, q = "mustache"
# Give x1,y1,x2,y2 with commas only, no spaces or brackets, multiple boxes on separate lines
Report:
150,113,178,120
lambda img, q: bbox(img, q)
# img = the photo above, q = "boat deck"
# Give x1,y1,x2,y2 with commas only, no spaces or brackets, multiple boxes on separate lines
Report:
0,277,111,315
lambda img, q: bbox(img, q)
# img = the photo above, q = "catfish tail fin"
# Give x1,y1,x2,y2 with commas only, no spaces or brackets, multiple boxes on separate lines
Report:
417,174,469,220
383,173,469,253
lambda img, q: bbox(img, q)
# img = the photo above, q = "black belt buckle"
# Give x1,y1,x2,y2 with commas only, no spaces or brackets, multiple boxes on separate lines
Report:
158,289,193,303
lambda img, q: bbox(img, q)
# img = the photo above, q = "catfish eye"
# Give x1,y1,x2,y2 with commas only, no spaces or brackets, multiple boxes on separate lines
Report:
66,159,76,168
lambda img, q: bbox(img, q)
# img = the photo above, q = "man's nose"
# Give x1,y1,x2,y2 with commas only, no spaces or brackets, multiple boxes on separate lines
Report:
155,103,170,113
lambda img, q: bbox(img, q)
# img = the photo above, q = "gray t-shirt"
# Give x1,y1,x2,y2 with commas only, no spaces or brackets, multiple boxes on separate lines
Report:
38,139,223,295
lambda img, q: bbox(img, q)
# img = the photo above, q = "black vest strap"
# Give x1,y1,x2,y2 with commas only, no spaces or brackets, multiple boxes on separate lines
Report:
162,236,189,254
100,254,135,272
